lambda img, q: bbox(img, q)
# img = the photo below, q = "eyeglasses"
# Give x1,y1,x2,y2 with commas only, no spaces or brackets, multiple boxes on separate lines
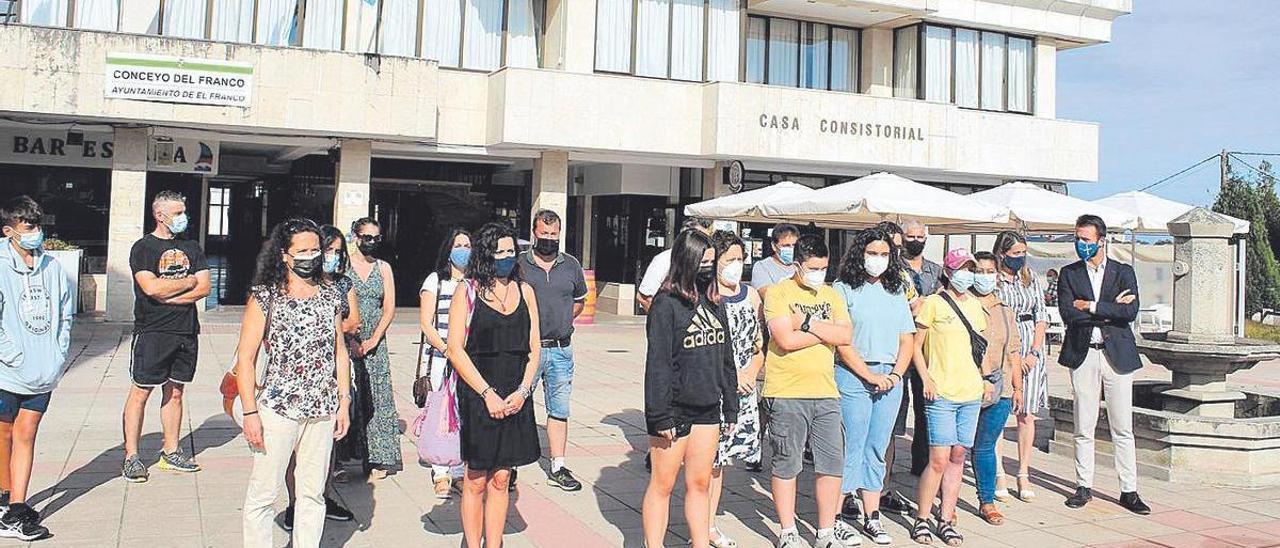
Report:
357,234,383,244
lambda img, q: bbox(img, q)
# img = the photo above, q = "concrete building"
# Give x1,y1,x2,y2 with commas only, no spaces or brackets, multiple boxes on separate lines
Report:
0,0,1130,317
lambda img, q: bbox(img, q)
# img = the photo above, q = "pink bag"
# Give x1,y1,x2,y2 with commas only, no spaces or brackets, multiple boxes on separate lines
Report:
415,373,462,467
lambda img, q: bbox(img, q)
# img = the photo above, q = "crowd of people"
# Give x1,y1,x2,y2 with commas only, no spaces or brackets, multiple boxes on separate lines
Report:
0,189,1152,547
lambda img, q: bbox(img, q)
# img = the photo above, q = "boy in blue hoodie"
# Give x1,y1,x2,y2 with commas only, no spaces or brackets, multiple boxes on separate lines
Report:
0,196,74,541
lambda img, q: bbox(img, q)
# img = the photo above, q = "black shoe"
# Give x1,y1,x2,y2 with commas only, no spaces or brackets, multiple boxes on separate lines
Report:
1119,491,1151,515
548,466,583,492
0,503,50,541
838,494,861,524
1065,486,1093,509
325,497,354,521
509,469,518,493
281,505,294,531
880,490,912,516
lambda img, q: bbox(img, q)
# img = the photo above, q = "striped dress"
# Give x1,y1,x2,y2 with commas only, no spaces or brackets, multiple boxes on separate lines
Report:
420,272,461,390
995,272,1050,414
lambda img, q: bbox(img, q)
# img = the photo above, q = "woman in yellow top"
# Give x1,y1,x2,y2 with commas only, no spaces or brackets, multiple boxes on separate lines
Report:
910,249,987,547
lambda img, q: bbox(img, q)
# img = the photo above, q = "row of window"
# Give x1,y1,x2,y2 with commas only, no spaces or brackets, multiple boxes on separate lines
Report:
895,24,1034,113
745,16,859,93
595,0,740,82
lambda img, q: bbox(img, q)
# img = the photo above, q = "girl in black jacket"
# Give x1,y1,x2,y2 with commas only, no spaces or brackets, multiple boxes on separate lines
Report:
642,229,739,548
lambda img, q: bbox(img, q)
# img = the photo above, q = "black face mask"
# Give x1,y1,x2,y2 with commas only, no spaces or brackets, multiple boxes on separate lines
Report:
291,256,321,279
903,240,926,258
696,265,716,287
357,242,379,256
534,238,559,257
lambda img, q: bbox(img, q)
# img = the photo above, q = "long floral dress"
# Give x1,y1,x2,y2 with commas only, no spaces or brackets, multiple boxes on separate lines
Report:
349,262,402,472
716,286,762,467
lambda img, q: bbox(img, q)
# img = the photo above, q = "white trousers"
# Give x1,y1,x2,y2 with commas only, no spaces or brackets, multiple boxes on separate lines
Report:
243,405,335,548
1070,348,1138,492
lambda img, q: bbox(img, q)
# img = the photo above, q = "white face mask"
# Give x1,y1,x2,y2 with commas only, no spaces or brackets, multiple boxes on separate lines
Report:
802,269,827,288
720,260,744,286
864,255,890,278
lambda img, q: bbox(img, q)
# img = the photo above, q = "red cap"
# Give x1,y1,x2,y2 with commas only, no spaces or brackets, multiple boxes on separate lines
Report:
944,248,976,271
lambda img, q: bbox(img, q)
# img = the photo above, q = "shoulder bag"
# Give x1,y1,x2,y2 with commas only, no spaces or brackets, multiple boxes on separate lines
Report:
938,292,989,372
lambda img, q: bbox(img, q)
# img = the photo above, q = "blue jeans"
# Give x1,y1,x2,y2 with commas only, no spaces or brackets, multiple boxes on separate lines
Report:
836,363,904,494
536,346,574,420
972,397,1013,504
924,398,981,447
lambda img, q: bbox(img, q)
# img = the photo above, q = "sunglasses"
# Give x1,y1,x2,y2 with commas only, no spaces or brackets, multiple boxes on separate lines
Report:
357,234,383,244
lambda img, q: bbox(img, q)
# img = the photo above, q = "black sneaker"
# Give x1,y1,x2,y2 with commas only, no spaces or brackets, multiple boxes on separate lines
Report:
156,448,201,473
548,467,583,492
325,497,354,521
838,494,861,524
281,505,294,531
0,489,9,520
121,454,149,483
0,503,50,541
880,490,912,516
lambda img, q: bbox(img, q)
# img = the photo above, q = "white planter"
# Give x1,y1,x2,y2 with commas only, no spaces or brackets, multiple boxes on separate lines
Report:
46,249,83,313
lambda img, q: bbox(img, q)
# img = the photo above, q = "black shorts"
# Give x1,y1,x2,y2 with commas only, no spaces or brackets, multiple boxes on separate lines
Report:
0,390,51,421
131,332,198,387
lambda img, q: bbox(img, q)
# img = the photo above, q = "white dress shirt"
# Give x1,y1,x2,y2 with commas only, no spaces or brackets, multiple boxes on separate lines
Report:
637,249,671,297
1085,257,1107,344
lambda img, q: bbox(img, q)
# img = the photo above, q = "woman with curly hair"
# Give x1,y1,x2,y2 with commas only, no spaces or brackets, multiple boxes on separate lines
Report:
831,228,916,545
235,218,351,548
445,222,541,548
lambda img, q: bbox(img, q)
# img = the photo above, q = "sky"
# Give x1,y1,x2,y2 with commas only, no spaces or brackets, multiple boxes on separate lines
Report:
1057,0,1280,206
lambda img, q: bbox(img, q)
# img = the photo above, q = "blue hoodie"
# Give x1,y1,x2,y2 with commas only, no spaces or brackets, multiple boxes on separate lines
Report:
0,239,74,395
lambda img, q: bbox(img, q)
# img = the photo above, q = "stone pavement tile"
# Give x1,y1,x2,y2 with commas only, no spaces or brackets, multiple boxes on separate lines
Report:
1005,506,1085,529
1089,541,1170,548
1095,515,1186,538
1240,499,1280,519
985,527,1084,548
1188,504,1275,526
1146,531,1243,548
1148,510,1233,532
1043,522,1133,545
1242,518,1280,536
1200,525,1280,548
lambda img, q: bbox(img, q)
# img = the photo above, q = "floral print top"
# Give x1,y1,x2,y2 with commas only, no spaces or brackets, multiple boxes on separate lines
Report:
252,283,342,420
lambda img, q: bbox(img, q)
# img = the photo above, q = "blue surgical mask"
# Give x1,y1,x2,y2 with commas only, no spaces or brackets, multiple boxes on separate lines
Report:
972,273,998,295
1076,240,1100,262
949,270,975,293
778,245,795,265
450,247,471,269
167,213,189,234
494,256,516,278
1002,255,1026,272
323,252,341,274
14,229,44,251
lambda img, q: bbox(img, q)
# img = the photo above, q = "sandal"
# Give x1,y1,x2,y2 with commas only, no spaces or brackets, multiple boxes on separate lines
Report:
911,517,933,545
937,520,964,547
993,474,1012,503
1016,474,1037,502
978,503,1004,526
708,528,738,548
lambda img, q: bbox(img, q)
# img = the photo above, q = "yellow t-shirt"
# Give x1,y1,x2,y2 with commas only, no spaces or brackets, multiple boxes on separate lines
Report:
763,279,850,399
916,293,987,403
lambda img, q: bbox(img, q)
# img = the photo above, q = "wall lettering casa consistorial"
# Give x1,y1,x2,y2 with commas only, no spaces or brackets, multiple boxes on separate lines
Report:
759,113,925,142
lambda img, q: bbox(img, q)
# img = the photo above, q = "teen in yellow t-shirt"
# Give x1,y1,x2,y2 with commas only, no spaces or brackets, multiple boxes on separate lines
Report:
762,278,851,398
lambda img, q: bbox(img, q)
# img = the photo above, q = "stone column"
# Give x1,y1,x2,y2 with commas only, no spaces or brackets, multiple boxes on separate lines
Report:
701,162,727,200
1034,42,1057,118
332,140,372,232
1167,208,1237,345
105,127,149,322
532,150,569,249
580,196,594,268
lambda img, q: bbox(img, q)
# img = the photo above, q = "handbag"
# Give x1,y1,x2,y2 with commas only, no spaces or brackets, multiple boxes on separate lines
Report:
220,290,273,401
939,292,989,372
412,277,444,408
415,371,462,467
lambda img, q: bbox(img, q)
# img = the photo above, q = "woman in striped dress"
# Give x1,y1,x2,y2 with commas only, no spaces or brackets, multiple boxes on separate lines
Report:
419,228,472,498
993,231,1048,502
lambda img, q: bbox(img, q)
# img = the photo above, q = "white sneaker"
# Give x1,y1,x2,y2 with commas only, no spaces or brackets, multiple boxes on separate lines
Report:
863,514,893,545
816,521,862,547
778,530,810,548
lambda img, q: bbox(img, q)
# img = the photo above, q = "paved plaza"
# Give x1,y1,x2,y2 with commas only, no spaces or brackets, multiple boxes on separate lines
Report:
14,311,1280,548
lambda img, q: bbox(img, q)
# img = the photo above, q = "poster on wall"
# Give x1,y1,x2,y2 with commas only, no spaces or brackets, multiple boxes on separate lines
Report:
105,53,253,108
0,128,219,175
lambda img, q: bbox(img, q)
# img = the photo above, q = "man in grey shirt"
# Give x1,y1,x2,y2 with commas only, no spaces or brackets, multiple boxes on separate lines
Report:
750,223,800,297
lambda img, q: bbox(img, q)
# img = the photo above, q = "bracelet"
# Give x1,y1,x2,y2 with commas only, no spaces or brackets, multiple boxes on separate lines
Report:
242,410,259,417
481,386,496,398
888,372,902,382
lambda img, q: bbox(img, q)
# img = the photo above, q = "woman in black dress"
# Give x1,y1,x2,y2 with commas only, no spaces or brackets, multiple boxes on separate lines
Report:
445,221,541,548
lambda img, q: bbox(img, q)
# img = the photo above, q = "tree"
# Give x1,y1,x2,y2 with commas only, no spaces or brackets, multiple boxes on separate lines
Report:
1214,161,1280,315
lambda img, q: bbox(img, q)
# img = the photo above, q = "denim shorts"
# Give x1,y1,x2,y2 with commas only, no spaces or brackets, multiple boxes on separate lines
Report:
924,397,982,448
0,389,51,421
535,345,574,420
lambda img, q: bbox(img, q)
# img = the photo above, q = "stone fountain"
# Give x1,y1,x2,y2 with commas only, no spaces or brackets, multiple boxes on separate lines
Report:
1049,207,1280,487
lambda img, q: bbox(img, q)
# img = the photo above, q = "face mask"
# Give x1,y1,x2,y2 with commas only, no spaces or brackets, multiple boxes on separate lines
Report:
494,256,516,278
1076,240,1100,262
291,252,322,279
903,240,926,258
166,213,189,234
949,270,975,293
450,247,471,269
973,273,998,295
1002,255,1026,272
720,260,744,286
802,269,827,288
358,242,379,256
12,228,44,251
696,265,716,287
778,246,795,265
864,255,890,278
534,238,559,256
322,252,341,274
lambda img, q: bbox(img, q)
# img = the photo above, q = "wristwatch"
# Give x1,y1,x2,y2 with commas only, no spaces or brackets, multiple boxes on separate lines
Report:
800,312,813,333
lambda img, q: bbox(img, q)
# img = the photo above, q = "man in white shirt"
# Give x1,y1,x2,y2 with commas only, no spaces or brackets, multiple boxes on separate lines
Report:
636,218,713,311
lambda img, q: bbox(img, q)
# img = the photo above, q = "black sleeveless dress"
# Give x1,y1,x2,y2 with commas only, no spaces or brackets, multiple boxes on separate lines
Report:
459,286,541,471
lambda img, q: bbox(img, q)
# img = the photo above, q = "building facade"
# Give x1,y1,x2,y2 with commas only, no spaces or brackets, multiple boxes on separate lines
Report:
0,0,1129,317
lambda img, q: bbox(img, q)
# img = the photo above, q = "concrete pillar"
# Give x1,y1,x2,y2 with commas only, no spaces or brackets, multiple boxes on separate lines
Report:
580,196,594,268
1034,42,1057,118
861,28,894,97
701,162,728,200
531,150,569,248
333,140,372,232
105,127,149,322
543,0,597,73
